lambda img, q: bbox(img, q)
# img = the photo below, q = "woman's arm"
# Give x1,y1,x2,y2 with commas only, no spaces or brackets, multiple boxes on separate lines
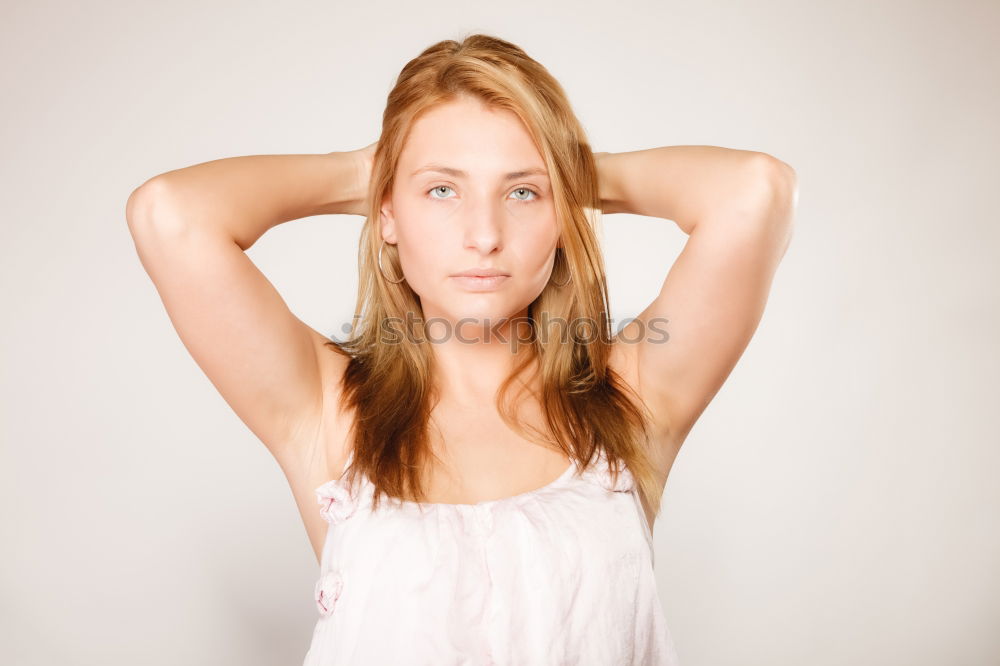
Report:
597,146,797,458
125,148,372,466
595,145,790,226
133,149,372,250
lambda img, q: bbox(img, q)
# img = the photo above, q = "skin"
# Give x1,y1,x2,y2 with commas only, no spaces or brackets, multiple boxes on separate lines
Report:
380,97,561,411
127,96,796,563
375,95,579,528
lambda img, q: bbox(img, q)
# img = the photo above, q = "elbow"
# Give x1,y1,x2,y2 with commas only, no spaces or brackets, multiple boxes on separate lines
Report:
125,177,187,241
728,155,796,259
743,153,798,231
125,184,149,234
766,155,798,214
758,153,797,206
126,178,159,231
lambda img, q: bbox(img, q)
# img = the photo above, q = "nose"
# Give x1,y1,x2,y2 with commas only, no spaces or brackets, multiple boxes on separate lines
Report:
462,196,504,255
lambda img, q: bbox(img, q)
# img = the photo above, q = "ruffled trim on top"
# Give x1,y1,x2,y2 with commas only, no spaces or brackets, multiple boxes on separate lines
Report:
583,450,636,493
314,449,633,523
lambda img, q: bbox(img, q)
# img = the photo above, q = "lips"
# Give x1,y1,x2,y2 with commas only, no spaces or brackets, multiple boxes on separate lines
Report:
451,267,510,278
450,273,511,291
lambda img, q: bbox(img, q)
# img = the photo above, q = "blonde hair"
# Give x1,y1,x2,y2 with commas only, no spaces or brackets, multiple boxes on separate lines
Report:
326,33,665,518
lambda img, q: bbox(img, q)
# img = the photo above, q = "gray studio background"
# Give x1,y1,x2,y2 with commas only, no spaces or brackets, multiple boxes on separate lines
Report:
2,1,997,664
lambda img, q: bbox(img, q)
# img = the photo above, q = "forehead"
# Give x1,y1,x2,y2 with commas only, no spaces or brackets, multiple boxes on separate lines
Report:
398,97,547,178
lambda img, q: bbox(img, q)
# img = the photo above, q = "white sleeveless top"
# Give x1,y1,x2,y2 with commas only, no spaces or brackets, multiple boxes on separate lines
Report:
302,449,681,665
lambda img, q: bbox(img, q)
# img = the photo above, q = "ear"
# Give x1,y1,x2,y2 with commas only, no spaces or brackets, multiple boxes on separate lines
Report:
380,194,398,245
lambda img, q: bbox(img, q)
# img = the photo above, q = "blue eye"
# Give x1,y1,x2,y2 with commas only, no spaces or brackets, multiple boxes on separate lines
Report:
425,185,541,202
428,185,455,199
510,187,539,202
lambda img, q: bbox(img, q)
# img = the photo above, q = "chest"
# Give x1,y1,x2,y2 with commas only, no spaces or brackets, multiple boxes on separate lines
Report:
323,473,652,583
418,403,574,505
306,476,667,664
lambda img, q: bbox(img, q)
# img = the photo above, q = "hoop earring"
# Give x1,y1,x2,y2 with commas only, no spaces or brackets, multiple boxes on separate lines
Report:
552,271,571,287
551,249,572,287
378,239,405,284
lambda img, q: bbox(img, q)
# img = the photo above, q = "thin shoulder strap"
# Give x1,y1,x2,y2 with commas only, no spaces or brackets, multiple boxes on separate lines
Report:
340,448,355,477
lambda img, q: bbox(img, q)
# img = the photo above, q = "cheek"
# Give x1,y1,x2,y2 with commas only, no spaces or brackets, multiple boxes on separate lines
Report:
392,198,456,250
517,210,561,258
391,227,455,305
391,197,559,274
393,237,437,296
505,196,554,223
507,237,559,291
522,200,561,244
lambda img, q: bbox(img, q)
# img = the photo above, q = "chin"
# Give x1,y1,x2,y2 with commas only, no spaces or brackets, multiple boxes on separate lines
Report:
436,300,523,328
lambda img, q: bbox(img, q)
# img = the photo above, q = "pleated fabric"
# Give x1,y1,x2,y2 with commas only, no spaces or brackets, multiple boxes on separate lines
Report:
302,449,681,665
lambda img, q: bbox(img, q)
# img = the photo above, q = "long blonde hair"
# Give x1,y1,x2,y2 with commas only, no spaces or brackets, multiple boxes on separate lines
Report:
325,33,665,518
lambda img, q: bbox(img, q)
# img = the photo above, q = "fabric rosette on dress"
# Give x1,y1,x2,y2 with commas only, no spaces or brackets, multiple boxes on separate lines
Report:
312,477,357,616
315,477,358,524
314,569,344,617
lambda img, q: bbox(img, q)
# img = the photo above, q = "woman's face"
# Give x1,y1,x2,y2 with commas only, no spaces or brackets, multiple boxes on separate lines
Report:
380,96,561,337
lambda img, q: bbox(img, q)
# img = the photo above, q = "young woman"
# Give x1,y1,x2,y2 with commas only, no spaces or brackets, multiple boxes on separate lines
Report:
126,34,795,666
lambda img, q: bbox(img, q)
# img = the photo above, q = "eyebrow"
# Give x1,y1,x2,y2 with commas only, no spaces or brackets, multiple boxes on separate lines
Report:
410,164,549,181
